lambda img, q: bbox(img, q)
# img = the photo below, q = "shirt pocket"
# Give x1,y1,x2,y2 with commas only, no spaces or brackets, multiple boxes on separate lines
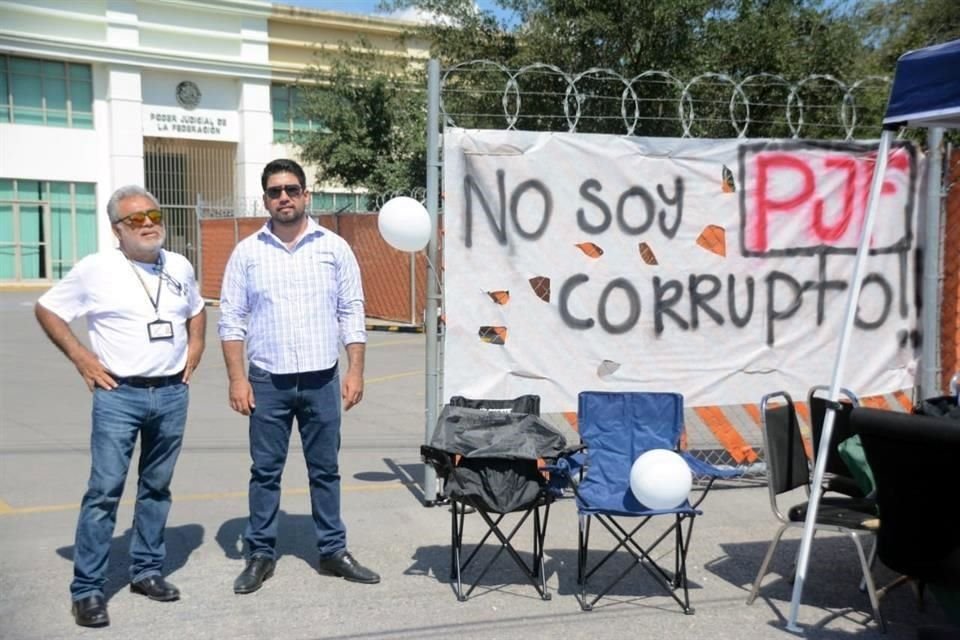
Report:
302,252,337,296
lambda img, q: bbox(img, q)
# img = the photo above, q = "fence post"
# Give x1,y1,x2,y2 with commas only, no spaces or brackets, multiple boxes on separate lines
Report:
423,58,441,506
921,127,944,398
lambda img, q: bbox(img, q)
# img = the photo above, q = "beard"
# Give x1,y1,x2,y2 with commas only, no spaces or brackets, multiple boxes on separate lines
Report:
271,206,306,225
123,228,166,261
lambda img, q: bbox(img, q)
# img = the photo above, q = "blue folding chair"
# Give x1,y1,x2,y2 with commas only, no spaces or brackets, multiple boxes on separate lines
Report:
551,391,739,612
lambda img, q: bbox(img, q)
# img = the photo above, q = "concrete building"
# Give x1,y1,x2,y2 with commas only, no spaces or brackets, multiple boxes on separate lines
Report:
0,0,428,282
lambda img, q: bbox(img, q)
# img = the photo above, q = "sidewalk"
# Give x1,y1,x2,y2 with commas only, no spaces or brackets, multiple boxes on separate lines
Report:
0,290,951,639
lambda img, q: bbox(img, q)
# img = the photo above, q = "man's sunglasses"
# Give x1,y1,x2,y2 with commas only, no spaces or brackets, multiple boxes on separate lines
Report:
117,209,163,228
265,184,304,199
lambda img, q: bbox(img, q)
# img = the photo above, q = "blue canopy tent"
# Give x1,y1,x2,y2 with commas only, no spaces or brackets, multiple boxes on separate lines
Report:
788,38,960,632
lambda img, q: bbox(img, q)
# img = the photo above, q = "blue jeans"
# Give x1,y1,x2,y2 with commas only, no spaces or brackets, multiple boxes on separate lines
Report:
245,363,345,559
70,383,188,600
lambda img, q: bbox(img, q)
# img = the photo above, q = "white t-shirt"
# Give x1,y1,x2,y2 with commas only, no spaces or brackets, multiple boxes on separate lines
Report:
38,249,205,377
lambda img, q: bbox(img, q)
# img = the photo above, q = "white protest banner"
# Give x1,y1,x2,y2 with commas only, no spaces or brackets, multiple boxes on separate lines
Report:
442,129,920,412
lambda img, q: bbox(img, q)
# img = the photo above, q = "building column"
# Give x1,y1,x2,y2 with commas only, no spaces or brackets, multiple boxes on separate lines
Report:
236,79,272,216
94,65,144,251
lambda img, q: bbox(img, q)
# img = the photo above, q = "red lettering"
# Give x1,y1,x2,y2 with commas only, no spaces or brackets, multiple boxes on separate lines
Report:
752,154,815,252
813,156,856,242
750,147,911,254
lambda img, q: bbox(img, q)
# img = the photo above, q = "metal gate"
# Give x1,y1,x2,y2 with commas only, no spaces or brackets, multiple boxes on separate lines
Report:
143,137,236,278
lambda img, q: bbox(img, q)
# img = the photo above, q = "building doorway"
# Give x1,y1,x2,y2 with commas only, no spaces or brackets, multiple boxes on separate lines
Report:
143,138,235,277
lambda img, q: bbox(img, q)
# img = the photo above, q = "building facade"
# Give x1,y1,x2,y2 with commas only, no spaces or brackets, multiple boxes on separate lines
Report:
0,0,426,282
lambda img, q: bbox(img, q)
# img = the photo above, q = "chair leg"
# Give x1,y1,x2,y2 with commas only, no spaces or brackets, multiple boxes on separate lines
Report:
578,515,591,610
747,524,789,604
676,515,696,614
860,535,877,593
451,499,466,601
456,503,552,601
534,503,552,600
849,532,885,633
580,513,695,614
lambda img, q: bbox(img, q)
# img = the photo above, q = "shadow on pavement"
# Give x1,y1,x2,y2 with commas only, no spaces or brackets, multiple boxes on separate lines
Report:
56,523,203,602
215,510,324,571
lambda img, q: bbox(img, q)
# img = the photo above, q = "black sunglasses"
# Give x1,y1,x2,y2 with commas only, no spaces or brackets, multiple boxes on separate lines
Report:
265,184,304,199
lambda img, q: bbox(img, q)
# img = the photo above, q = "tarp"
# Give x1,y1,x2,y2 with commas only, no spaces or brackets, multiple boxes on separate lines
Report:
883,38,960,128
431,405,568,513
430,405,567,460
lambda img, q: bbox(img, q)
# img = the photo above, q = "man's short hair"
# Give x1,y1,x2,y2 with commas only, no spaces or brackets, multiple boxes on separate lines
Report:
261,159,307,190
106,185,160,224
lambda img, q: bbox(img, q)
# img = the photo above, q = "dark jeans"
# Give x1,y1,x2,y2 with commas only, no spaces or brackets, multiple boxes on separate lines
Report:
244,363,345,559
71,383,188,600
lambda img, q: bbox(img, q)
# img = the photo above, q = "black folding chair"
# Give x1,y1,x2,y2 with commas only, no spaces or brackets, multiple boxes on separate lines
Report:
748,391,884,630
807,386,869,499
421,395,567,601
852,404,960,630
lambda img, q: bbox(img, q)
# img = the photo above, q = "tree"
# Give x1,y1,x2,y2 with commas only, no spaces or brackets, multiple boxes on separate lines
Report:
295,0,949,195
857,0,960,72
296,40,427,206
382,0,884,138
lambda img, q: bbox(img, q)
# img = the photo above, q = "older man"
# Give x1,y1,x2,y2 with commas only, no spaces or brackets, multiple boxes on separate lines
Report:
35,185,206,628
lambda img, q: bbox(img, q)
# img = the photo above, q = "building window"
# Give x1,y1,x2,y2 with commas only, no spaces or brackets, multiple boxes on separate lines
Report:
0,55,93,128
309,191,366,214
0,179,97,280
271,83,320,143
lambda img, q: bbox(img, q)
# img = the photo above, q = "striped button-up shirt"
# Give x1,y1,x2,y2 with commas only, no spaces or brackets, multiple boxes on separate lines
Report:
218,217,366,374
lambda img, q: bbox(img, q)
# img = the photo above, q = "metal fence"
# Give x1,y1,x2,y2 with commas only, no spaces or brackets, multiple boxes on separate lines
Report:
438,61,891,140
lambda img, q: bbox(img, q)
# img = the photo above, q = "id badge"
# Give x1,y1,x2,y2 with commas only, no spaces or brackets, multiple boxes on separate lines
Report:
147,319,174,341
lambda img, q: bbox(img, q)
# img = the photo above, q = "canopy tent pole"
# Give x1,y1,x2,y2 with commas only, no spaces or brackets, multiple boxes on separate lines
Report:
786,128,897,632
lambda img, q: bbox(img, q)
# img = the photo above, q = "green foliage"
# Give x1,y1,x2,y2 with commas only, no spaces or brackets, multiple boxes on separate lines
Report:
296,40,427,206
857,0,960,71
294,0,956,195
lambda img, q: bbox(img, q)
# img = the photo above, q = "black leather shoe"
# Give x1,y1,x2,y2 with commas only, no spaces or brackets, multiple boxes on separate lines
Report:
130,575,180,602
234,555,275,594
71,594,109,628
318,550,380,584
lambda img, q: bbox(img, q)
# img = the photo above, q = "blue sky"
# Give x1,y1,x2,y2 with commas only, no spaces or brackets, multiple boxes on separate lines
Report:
281,0,515,24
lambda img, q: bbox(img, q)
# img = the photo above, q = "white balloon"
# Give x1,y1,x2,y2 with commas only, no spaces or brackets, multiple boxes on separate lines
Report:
629,449,692,510
378,196,432,252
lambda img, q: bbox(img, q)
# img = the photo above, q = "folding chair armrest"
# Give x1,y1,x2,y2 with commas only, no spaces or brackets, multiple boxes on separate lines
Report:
562,444,587,456
545,447,586,477
682,451,743,480
682,451,743,509
420,445,456,478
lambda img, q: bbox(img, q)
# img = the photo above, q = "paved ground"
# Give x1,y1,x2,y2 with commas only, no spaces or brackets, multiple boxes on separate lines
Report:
0,290,954,639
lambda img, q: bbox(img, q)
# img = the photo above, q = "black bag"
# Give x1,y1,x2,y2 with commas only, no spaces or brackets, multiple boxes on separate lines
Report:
914,395,960,421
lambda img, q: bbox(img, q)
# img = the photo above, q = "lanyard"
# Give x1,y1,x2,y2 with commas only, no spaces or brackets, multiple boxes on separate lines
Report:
128,258,163,318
